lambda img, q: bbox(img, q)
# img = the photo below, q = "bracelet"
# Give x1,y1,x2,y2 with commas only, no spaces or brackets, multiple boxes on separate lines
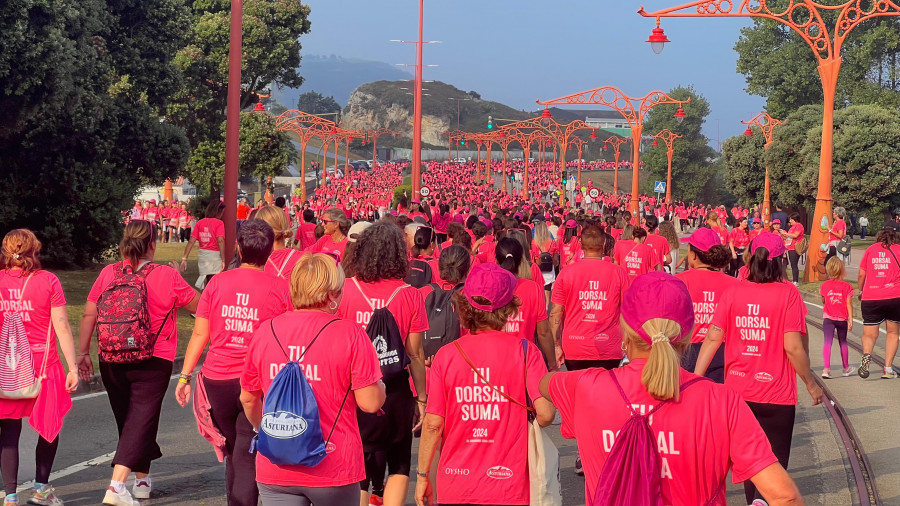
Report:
77,353,89,357
416,471,429,478
179,373,192,384
416,398,427,405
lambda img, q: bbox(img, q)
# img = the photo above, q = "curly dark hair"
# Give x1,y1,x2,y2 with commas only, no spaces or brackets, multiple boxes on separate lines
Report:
454,292,521,332
352,221,409,282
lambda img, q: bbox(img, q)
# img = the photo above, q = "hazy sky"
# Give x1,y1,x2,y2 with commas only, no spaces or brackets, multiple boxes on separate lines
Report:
301,0,767,147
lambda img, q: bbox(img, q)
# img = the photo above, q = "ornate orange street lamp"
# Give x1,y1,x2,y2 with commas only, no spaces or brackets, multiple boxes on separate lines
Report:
742,112,782,230
652,129,682,204
568,136,588,189
366,128,396,169
538,89,690,214
638,1,900,280
509,129,545,200
274,110,341,202
496,130,518,194
602,135,630,194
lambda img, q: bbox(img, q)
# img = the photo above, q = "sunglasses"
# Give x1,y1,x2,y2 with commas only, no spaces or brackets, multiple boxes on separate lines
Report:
321,219,337,225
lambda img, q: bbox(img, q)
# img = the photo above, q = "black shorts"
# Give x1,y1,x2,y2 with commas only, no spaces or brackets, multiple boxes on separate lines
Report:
861,297,900,326
358,387,414,478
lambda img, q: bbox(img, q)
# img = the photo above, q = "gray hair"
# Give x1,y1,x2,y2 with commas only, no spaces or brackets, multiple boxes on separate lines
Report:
834,207,846,219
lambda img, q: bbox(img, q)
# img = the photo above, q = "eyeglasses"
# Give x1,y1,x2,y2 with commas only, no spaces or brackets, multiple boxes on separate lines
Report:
321,219,337,225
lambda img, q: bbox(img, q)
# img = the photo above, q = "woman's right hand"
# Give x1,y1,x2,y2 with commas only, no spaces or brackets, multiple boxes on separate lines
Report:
76,354,94,383
175,382,192,407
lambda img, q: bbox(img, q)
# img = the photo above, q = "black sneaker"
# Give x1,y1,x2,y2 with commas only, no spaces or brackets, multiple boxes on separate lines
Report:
858,354,872,379
575,456,584,476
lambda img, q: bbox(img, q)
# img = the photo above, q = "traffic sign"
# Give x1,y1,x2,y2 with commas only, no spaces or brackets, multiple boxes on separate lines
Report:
654,181,666,193
589,188,599,199
419,186,431,197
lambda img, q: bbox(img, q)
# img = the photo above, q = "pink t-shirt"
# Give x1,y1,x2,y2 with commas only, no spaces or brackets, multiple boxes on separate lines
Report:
88,261,196,361
426,332,547,505
676,269,739,344
0,270,66,366
504,278,547,340
620,243,660,281
859,243,900,300
337,278,429,341
196,268,291,379
710,281,807,405
549,361,777,505
295,223,317,251
191,218,225,251
305,235,347,261
829,219,846,243
551,258,629,360
240,311,382,487
558,236,581,267
820,279,854,321
729,228,750,249
265,248,302,281
785,223,804,251
645,234,671,265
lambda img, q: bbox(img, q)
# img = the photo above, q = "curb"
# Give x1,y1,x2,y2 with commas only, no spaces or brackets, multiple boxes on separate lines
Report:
72,355,188,398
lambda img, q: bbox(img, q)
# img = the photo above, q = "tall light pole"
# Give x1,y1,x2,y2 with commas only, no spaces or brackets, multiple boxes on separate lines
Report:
652,129,682,204
222,0,243,266
638,1,900,280
538,88,689,214
742,112,782,229
603,135,629,194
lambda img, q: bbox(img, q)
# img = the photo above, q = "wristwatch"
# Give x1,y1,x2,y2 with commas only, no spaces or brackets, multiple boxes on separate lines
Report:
416,471,429,478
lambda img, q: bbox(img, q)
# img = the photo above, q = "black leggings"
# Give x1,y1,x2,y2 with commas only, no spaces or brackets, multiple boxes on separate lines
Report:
99,357,173,473
788,250,801,283
0,419,59,494
204,377,258,506
743,402,795,503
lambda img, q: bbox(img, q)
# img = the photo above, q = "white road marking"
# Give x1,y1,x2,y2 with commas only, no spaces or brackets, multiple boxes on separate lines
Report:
16,451,117,493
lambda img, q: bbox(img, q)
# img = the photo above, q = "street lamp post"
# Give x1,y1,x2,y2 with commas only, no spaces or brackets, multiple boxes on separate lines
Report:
742,112,782,230
603,135,629,194
638,1,900,281
273,110,341,202
652,129,682,204
222,0,243,265
496,131,516,194
569,137,588,189
538,88,689,214
367,128,397,169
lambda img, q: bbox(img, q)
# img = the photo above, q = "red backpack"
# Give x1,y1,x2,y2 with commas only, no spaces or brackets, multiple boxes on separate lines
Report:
96,262,173,363
593,370,715,506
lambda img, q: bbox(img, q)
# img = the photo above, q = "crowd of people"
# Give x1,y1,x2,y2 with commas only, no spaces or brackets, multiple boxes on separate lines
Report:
1,158,898,506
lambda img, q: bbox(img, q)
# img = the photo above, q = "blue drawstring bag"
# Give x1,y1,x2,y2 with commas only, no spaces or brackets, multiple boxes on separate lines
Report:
256,318,350,467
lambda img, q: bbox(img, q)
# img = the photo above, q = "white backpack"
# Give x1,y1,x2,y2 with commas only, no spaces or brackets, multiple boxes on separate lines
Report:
0,275,50,399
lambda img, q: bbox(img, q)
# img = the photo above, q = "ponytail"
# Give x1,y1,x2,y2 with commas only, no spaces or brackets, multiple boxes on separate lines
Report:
622,317,688,401
494,237,523,277
120,220,155,267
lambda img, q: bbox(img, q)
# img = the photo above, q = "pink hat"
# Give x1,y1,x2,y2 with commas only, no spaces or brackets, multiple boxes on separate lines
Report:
149,199,156,204
772,218,781,224
751,231,786,257
412,198,421,204
565,219,578,229
621,272,694,346
461,263,517,312
680,227,721,251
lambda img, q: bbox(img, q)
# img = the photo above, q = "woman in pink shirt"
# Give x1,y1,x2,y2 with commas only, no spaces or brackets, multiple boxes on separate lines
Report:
695,232,822,504
256,206,300,281
494,238,556,369
541,271,804,506
781,213,805,285
336,222,427,506
415,263,555,506
240,253,385,505
181,200,226,290
79,220,200,505
728,217,750,277
0,230,79,506
174,220,292,506
618,228,660,281
825,206,847,266
556,220,581,267
856,225,900,379
304,208,349,262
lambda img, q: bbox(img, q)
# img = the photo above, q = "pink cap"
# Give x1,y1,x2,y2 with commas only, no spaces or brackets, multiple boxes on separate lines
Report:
461,263,517,312
750,231,786,257
412,198,421,204
565,219,578,229
621,272,694,346
772,218,781,224
680,227,721,251
149,199,156,203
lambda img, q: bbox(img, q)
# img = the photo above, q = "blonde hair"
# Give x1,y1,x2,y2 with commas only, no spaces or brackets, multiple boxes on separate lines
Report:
621,317,689,401
120,220,155,266
255,205,292,241
826,256,845,280
705,210,721,227
289,253,345,310
1,229,42,274
533,221,552,250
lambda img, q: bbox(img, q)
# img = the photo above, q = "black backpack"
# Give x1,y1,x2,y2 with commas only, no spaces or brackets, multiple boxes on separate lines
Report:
405,258,433,288
538,250,554,272
423,283,462,359
352,278,410,380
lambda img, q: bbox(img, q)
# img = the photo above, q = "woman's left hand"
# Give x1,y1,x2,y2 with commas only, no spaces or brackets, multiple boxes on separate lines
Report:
414,475,433,506
64,370,79,393
412,401,426,432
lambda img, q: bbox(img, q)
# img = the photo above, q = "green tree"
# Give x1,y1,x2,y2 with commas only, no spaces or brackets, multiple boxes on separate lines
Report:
764,105,823,208
184,111,294,193
0,0,191,267
640,85,717,202
735,16,900,118
297,91,341,115
166,0,311,148
722,130,766,206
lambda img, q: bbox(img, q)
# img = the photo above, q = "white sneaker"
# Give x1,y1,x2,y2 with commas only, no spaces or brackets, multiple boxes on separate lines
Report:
821,369,831,379
750,500,769,506
131,480,151,500
102,487,139,506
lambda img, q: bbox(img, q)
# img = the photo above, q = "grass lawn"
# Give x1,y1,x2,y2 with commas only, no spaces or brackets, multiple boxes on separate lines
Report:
49,242,200,370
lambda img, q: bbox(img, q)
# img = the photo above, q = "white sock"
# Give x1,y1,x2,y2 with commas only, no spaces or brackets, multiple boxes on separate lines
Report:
136,475,151,486
110,481,125,494
886,366,894,374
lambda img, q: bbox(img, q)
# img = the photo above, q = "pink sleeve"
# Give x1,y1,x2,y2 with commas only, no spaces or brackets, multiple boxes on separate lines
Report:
195,278,214,319
525,341,548,403
87,266,114,303
47,273,66,307
818,282,827,298
784,286,806,333
408,289,429,334
548,371,584,439
710,287,732,331
550,272,567,305
190,223,200,240
533,282,548,321
349,325,383,390
214,219,225,238
170,269,197,308
845,282,855,298
728,387,779,482
858,247,870,273
425,350,447,417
